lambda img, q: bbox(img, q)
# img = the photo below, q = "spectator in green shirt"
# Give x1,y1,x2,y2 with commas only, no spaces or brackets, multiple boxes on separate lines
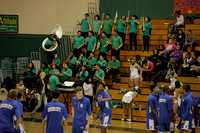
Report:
110,30,123,60
52,53,61,71
86,31,97,58
45,34,57,64
103,14,114,38
77,52,87,69
86,52,97,75
97,55,107,71
39,63,49,76
94,64,105,82
73,65,89,88
108,55,121,83
61,63,73,82
99,32,109,60
72,30,85,58
66,51,77,76
49,64,60,75
129,15,140,50
142,17,152,51
24,62,36,90
49,74,60,91
116,15,127,49
80,13,91,38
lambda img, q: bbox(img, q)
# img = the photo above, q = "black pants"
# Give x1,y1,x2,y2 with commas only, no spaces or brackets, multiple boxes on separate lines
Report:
150,71,166,82
81,32,88,38
111,49,120,60
118,32,125,50
86,51,93,58
99,52,107,60
108,68,120,80
85,95,93,111
107,34,111,39
183,42,196,51
74,48,82,58
181,67,191,76
130,33,137,50
46,51,56,64
143,35,150,50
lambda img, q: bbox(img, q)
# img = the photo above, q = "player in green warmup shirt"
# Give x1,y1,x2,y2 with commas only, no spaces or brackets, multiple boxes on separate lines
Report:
49,64,60,75
85,31,97,58
71,30,85,58
49,74,60,91
99,32,109,60
107,55,121,83
103,14,114,38
80,13,91,38
93,15,101,37
142,17,152,51
86,52,97,75
61,63,73,81
110,30,123,60
97,55,107,72
129,15,140,50
116,15,127,49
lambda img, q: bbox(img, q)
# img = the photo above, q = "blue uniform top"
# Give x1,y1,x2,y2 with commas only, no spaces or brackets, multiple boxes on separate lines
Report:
178,93,193,121
158,93,173,123
14,99,24,133
156,88,162,110
196,94,200,107
42,100,69,133
0,99,21,132
71,96,91,128
146,93,157,119
98,90,112,116
188,91,196,106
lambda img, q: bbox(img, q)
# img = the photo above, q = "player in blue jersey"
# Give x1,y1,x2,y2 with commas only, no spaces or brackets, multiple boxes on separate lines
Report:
71,86,91,133
14,92,25,133
196,94,200,128
177,85,193,132
94,82,112,133
146,85,159,133
41,89,69,133
158,85,175,133
0,89,22,133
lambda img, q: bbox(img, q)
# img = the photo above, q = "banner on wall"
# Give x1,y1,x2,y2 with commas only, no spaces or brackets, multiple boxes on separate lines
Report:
0,15,18,33
174,0,200,14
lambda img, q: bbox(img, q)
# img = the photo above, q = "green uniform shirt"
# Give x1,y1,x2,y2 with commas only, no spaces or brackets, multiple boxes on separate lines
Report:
49,75,60,91
78,57,87,68
79,70,89,81
97,60,107,67
111,36,122,49
110,60,121,72
50,69,59,75
68,57,77,68
42,68,49,76
88,58,97,69
129,19,139,33
61,68,72,81
103,19,114,34
81,19,91,32
25,68,36,78
117,20,126,33
73,36,85,49
100,37,109,53
95,69,105,81
52,58,60,65
45,39,54,45
87,36,97,51
142,22,152,36
93,20,101,33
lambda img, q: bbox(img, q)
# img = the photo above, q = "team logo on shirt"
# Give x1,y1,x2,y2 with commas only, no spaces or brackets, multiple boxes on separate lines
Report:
80,104,83,108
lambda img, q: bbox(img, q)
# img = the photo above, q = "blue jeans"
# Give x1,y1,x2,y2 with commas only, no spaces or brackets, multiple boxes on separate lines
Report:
170,24,184,35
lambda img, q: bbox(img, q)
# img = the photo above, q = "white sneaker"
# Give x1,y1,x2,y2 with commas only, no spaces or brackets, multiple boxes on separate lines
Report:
127,119,131,122
121,119,124,121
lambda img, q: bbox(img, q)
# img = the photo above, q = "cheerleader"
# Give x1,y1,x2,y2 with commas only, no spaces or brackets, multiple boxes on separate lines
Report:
165,69,178,90
129,58,143,90
121,86,141,121
172,81,182,114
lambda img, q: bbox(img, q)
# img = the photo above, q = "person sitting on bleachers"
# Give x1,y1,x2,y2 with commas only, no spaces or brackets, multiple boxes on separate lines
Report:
97,55,107,72
142,59,154,81
86,52,97,75
66,51,77,75
165,39,177,56
39,63,49,76
77,52,87,69
49,64,60,75
108,55,121,83
190,50,200,73
61,63,72,82
16,79,26,101
176,29,185,49
135,55,143,67
173,44,183,65
181,52,196,76
148,49,160,66
183,30,196,52
74,65,89,88
168,10,184,39
167,57,179,73
158,44,167,60
52,53,61,71
24,62,36,90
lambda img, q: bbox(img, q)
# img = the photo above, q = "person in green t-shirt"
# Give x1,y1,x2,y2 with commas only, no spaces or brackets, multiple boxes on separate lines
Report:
86,52,97,75
80,13,91,38
52,53,61,71
108,55,121,83
71,30,85,58
76,65,89,81
92,15,101,37
77,52,87,69
24,62,36,90
49,64,60,75
129,15,140,50
85,31,97,58
141,17,152,51
97,55,107,71
99,32,109,60
94,64,105,82
116,15,127,49
110,30,123,60
45,34,57,64
66,51,77,76
39,63,49,76
49,75,60,91
61,63,72,81
103,14,114,38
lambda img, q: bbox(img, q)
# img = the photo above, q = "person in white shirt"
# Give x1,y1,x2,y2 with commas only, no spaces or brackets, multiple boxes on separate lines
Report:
83,76,94,112
168,10,184,38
